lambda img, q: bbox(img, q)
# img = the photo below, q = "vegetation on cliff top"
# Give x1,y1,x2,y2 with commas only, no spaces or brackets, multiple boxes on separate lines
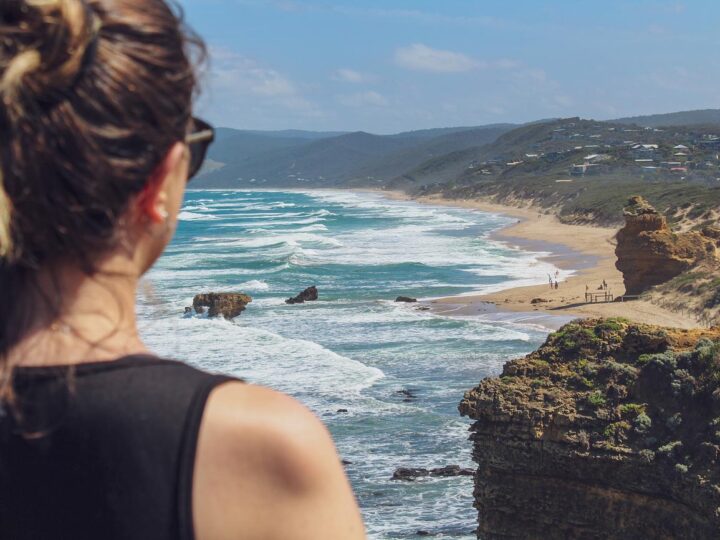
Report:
459,318,720,536
490,319,720,461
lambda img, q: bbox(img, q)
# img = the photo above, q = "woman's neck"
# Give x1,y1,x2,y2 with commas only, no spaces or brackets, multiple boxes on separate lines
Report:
9,256,150,367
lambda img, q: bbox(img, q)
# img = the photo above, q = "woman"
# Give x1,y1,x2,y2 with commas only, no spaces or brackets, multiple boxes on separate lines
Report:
0,1,366,539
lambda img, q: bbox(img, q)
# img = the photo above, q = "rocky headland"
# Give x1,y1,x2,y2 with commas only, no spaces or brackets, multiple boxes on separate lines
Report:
459,318,720,539
616,196,717,295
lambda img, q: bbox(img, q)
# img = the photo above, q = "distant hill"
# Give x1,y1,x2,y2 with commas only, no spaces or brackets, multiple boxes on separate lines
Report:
612,109,720,128
415,117,720,226
195,124,516,188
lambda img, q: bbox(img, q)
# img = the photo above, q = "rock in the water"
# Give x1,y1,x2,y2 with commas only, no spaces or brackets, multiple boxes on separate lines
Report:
391,465,474,481
615,196,716,295
391,467,429,481
395,296,418,303
184,307,193,315
286,286,319,305
395,388,417,402
459,318,720,539
429,465,474,477
192,293,252,319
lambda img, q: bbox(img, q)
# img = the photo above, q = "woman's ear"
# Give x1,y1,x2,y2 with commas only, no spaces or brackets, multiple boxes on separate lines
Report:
136,142,187,224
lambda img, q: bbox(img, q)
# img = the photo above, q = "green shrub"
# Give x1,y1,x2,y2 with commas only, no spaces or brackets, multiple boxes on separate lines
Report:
587,391,607,407
657,440,682,458
604,421,631,440
595,320,625,336
671,369,696,397
569,374,594,390
638,449,655,464
620,403,646,417
634,413,652,434
674,463,689,474
646,351,678,372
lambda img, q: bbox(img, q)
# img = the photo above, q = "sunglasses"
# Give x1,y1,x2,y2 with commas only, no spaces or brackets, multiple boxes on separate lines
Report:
185,117,215,180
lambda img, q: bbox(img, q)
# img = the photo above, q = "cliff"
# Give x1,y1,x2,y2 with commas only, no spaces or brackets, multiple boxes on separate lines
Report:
459,318,720,539
615,196,716,295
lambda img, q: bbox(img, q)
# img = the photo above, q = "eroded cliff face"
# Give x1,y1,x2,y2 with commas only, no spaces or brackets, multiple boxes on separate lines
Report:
615,196,716,295
459,319,720,539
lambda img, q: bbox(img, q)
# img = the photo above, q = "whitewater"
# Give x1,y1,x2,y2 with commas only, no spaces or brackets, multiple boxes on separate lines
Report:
137,189,560,539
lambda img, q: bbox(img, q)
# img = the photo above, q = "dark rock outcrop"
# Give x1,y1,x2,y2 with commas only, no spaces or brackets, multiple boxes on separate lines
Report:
395,388,417,402
391,465,474,481
459,318,720,539
615,196,716,294
395,296,418,303
192,293,252,319
286,286,318,305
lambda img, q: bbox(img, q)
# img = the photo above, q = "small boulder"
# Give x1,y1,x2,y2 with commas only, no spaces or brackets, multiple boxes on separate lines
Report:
429,465,474,477
391,465,474,481
391,467,429,481
192,293,252,319
395,296,418,303
396,389,417,402
286,286,319,305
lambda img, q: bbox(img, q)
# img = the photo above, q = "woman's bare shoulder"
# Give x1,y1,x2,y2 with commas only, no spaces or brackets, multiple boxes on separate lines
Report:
193,382,366,540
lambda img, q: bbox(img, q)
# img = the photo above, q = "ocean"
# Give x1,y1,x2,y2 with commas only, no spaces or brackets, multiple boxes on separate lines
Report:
137,189,562,539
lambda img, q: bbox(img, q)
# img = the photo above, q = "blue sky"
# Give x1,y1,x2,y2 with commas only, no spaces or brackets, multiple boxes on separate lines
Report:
178,0,720,133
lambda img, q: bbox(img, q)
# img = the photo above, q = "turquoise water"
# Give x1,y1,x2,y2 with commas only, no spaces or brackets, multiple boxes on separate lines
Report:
137,190,560,539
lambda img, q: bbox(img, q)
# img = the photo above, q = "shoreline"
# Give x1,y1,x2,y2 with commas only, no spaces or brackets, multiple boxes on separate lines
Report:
372,191,700,330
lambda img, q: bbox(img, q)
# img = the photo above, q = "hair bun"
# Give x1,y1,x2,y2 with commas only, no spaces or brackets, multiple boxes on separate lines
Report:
0,0,99,112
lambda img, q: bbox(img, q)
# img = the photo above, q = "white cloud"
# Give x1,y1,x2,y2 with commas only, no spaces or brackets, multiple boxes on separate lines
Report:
206,46,321,115
337,91,389,108
333,68,373,84
394,44,480,73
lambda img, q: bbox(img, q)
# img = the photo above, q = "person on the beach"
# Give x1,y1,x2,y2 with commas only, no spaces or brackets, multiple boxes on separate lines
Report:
0,2,365,539
603,279,608,290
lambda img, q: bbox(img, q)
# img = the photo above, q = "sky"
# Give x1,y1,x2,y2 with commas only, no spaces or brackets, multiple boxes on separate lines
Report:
178,0,720,134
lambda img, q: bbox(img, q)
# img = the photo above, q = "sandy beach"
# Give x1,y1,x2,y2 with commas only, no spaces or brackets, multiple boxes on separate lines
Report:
378,192,700,330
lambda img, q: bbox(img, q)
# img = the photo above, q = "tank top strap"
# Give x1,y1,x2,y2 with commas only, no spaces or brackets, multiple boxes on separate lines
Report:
177,373,237,540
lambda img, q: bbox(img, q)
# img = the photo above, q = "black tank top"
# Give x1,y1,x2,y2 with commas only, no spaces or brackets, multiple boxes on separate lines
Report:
0,355,235,540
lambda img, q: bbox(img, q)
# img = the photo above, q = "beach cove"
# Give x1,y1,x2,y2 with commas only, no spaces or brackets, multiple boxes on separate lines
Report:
137,188,696,539
376,191,699,329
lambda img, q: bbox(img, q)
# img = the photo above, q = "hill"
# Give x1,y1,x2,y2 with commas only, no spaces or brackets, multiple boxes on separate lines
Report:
612,109,720,128
414,117,720,225
194,124,516,188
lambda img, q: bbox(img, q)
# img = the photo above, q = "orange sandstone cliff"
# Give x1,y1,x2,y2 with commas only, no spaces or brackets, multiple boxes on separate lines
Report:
615,196,716,295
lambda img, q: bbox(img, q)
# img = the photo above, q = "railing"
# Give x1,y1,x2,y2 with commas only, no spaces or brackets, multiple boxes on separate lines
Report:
585,291,614,303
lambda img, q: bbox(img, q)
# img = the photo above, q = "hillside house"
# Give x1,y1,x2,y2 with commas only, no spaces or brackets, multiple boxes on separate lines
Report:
570,163,600,176
632,144,659,158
